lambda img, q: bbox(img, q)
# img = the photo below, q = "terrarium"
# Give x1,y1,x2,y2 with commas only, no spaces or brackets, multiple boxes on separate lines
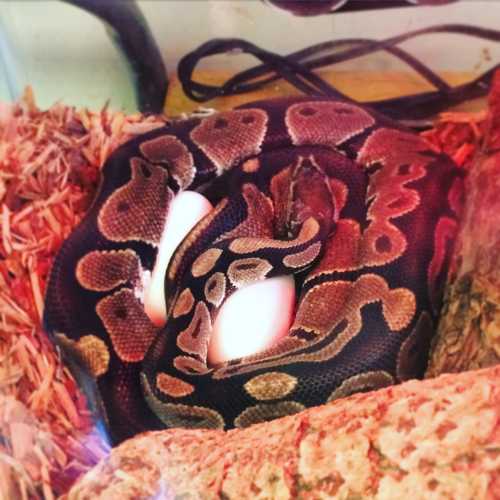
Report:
1,1,500,498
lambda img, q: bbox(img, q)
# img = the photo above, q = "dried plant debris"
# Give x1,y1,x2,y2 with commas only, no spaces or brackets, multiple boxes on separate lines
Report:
426,71,500,376
0,88,166,499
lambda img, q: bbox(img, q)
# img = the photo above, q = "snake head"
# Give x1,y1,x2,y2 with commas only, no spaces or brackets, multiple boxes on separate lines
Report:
288,155,336,240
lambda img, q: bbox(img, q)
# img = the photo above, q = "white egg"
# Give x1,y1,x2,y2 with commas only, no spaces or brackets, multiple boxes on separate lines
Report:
207,275,296,365
144,191,213,326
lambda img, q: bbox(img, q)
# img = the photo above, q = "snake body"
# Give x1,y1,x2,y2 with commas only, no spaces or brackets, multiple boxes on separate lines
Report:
44,97,463,443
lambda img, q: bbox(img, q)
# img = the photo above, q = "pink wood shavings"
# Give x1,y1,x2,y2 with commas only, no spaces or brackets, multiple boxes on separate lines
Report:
0,87,166,499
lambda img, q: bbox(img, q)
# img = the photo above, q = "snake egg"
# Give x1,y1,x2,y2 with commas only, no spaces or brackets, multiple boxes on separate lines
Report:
208,275,296,365
144,191,213,326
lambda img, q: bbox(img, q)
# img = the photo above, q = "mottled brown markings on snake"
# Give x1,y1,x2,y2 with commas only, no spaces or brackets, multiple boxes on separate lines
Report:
139,135,195,189
214,274,416,379
168,199,228,282
229,217,320,254
360,221,408,268
227,257,273,288
96,289,159,363
141,374,224,428
359,128,433,170
172,288,195,319
286,101,375,148
244,372,298,401
234,401,305,428
327,371,394,402
204,272,226,307
357,128,431,268
156,372,194,398
215,183,274,243
190,109,268,174
55,333,110,377
191,248,223,278
295,274,416,338
76,249,140,292
98,158,173,245
283,241,322,269
397,311,434,381
177,301,212,359
306,219,362,282
173,356,211,375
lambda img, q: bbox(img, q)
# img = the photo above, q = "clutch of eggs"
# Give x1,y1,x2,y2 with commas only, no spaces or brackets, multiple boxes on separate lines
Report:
144,191,295,365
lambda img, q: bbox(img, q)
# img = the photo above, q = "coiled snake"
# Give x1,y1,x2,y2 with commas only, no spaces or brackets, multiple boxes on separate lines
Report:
44,97,463,443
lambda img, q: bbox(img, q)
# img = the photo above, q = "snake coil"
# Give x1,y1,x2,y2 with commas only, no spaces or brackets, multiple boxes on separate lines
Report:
44,96,462,443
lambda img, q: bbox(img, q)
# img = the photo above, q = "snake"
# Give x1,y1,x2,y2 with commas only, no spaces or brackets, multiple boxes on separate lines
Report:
43,96,463,443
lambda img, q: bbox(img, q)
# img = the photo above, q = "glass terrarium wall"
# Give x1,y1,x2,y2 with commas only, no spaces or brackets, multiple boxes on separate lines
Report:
1,0,500,113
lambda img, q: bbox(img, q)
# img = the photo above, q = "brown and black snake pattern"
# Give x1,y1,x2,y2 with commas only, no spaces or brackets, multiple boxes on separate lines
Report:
43,97,463,443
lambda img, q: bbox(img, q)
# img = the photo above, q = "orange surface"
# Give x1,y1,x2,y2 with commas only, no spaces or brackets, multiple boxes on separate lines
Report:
165,70,485,117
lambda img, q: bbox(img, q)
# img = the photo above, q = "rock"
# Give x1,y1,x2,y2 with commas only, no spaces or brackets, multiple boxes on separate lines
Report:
427,71,500,376
64,365,500,499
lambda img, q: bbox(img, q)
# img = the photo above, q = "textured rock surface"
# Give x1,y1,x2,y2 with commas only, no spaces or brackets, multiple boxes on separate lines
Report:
65,366,500,499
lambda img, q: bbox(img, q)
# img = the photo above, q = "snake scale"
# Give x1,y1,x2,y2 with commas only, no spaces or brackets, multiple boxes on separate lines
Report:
44,96,463,443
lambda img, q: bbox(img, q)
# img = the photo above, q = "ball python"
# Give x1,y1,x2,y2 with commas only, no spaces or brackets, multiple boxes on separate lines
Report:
44,96,463,443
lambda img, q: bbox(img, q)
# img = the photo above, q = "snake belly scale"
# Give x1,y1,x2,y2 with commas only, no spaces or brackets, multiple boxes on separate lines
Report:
43,97,463,443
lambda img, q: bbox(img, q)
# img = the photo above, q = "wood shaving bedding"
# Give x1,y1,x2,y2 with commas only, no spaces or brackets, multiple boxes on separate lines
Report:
0,88,166,499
